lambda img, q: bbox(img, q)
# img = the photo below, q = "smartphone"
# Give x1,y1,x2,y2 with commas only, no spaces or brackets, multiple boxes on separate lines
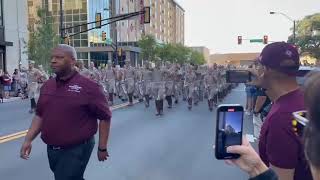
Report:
292,110,308,137
226,70,252,83
215,104,244,159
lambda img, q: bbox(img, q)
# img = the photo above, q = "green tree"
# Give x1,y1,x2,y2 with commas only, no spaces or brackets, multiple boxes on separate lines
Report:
173,44,191,64
288,13,320,60
190,50,206,65
138,35,158,62
25,8,60,71
156,43,176,63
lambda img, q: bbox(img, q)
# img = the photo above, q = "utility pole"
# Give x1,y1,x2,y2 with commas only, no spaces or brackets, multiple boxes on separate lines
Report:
15,0,22,71
293,20,296,44
270,11,296,44
60,0,64,43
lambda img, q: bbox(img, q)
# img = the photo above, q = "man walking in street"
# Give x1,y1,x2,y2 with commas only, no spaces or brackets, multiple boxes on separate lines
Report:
20,44,112,180
76,60,91,78
27,61,42,113
151,61,165,116
184,65,196,110
204,67,218,111
124,60,135,106
134,65,144,102
163,62,174,109
142,62,153,108
104,61,116,106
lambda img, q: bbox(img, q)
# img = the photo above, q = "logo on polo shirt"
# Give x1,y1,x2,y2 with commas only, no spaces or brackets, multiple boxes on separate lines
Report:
68,84,82,93
285,50,293,57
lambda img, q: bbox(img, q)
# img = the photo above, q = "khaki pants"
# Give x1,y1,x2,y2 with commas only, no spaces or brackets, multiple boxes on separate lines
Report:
165,81,174,96
207,84,218,100
28,82,38,99
106,79,116,94
126,78,135,94
152,82,165,100
143,80,152,96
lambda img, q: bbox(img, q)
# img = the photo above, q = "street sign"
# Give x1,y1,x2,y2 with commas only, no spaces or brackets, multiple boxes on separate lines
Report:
250,39,263,43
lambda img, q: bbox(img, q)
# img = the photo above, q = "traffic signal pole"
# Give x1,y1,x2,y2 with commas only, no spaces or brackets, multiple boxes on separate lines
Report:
61,10,145,39
60,7,150,66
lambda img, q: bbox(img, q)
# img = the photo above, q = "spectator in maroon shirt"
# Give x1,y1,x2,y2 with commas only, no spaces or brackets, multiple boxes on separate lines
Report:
226,42,312,180
223,72,320,180
20,44,112,180
2,71,12,99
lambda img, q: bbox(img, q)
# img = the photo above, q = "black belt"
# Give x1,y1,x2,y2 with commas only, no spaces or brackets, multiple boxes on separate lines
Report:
47,137,93,150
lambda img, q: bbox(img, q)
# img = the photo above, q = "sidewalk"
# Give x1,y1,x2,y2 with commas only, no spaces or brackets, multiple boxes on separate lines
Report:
2,97,22,103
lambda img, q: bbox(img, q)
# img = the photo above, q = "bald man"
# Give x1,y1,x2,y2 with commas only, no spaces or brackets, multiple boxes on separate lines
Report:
20,44,112,180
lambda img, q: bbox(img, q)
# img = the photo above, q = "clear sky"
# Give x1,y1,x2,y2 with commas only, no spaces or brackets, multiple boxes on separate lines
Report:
176,0,320,54
225,112,242,133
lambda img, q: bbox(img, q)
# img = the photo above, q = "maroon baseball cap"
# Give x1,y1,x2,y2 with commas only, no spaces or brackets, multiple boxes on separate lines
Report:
258,42,300,76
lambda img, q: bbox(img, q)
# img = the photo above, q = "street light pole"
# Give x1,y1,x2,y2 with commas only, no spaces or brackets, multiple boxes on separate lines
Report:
270,11,296,44
293,20,296,43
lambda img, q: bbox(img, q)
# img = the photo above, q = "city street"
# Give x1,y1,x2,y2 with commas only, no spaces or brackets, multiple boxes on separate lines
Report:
0,85,254,180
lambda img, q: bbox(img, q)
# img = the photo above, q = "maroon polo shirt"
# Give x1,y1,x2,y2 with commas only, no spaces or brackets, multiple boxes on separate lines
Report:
259,89,312,180
36,71,112,147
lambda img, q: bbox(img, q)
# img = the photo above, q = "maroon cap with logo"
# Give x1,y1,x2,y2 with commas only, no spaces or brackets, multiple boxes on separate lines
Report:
258,42,300,76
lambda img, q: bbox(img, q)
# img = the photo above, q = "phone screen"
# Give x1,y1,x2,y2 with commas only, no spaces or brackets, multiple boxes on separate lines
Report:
215,105,244,159
226,70,251,83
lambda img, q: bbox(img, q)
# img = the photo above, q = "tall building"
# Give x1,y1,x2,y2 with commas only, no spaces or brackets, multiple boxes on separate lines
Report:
110,0,185,65
27,0,185,67
1,0,29,73
209,53,260,66
28,0,112,66
115,0,185,45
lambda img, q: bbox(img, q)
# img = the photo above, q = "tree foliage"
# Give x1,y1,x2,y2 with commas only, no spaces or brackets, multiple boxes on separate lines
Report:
138,35,206,65
288,13,320,60
137,35,157,62
25,8,60,71
190,50,206,65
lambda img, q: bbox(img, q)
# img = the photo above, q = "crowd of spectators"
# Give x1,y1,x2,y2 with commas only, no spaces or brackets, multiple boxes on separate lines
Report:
0,68,29,102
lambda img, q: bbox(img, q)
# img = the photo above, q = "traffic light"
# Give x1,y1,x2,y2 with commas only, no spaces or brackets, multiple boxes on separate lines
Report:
263,35,268,44
95,13,102,28
102,31,106,41
238,36,242,45
143,7,151,24
118,48,122,56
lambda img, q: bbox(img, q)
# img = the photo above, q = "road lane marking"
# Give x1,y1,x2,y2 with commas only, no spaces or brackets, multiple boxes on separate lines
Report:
0,133,27,143
0,130,28,141
0,101,140,144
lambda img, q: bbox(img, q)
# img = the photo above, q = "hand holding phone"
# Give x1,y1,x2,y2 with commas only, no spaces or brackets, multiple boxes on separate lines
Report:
215,104,244,159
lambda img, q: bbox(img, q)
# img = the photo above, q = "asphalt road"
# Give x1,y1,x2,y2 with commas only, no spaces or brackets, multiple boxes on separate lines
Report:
0,98,125,136
0,85,254,180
